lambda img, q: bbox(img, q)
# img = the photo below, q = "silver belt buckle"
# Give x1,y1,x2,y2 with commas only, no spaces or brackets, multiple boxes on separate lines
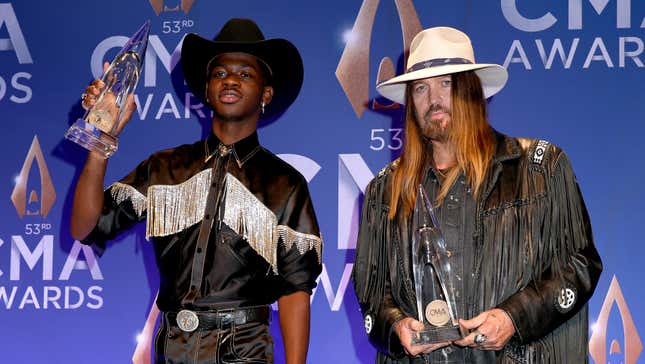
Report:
176,309,199,332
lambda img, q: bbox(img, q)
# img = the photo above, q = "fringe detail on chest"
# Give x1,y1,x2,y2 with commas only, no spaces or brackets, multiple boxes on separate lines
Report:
478,154,589,307
478,153,592,363
143,171,320,273
108,182,147,218
222,173,278,273
145,169,211,239
222,173,322,273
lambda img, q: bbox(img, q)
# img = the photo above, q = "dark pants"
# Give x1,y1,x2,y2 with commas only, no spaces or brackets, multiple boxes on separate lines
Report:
154,309,273,364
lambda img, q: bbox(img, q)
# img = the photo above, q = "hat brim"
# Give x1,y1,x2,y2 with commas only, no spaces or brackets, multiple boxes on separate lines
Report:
376,63,508,104
181,33,304,119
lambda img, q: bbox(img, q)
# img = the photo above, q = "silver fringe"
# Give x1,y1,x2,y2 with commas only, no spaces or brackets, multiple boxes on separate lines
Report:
277,225,322,264
108,182,147,218
146,169,211,239
222,173,278,273
222,173,323,273
143,171,321,272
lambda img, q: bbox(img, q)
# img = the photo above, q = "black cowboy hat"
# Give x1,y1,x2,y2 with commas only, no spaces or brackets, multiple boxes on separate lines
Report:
181,18,304,119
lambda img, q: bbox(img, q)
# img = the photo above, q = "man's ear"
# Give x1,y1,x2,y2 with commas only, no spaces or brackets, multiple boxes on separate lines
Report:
262,86,274,106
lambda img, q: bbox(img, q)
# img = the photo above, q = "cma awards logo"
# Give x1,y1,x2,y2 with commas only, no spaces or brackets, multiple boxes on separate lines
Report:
336,0,422,118
148,0,195,16
501,0,645,70
0,3,33,104
1,136,104,311
589,275,643,364
10,136,55,218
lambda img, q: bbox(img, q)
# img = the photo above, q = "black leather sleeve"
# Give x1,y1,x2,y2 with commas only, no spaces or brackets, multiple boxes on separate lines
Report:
366,282,407,358
353,175,407,358
497,244,601,342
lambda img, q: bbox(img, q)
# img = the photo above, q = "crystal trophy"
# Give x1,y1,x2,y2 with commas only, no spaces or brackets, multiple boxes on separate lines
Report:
410,185,465,345
64,21,150,158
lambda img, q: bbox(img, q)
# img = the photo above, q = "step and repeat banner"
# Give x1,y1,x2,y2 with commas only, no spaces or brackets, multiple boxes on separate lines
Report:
1,1,643,363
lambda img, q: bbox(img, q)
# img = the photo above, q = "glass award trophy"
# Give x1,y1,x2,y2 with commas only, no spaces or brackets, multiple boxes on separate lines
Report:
410,185,465,345
64,21,150,158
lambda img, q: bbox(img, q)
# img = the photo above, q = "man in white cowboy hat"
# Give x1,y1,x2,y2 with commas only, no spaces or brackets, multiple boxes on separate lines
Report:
70,18,322,363
352,26,601,363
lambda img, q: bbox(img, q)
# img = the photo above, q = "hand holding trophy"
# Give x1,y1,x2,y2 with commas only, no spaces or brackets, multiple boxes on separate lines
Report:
65,21,151,158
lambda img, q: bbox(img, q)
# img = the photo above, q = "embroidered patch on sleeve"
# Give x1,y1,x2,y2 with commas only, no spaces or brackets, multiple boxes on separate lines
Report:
364,314,373,334
556,286,577,313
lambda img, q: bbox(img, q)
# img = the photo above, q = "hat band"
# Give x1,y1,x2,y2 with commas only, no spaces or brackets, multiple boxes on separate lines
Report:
406,57,472,73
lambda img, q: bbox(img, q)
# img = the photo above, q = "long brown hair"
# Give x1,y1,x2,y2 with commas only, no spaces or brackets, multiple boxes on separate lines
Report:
388,71,495,219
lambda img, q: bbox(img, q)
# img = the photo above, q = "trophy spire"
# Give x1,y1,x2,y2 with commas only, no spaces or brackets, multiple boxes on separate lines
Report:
120,20,151,68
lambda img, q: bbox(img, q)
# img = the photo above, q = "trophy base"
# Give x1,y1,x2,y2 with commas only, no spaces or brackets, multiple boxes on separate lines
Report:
411,324,462,345
65,119,118,158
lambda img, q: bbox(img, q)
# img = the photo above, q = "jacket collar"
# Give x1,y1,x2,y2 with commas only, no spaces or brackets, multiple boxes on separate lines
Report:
478,129,523,207
491,129,522,164
204,131,261,167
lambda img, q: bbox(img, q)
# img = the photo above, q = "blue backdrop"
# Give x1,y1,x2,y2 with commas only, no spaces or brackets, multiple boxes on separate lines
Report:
1,1,643,363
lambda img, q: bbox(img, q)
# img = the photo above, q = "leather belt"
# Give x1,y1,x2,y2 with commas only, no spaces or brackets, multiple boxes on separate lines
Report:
166,305,270,333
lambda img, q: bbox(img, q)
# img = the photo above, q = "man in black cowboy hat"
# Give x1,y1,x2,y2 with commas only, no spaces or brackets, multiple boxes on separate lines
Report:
70,18,322,363
353,26,601,363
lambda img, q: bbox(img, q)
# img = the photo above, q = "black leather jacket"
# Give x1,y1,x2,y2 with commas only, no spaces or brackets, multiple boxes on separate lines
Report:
353,131,602,363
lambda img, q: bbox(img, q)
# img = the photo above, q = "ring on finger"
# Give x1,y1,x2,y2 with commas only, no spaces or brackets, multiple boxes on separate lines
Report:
474,333,487,345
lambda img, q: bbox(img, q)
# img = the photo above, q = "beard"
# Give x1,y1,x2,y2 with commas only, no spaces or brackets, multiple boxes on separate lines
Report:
415,103,452,142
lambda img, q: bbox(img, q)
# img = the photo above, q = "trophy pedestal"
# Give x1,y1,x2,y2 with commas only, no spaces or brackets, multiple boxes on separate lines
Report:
411,324,462,345
65,119,118,158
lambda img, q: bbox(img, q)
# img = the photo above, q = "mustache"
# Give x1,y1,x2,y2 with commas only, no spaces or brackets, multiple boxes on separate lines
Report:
424,103,451,120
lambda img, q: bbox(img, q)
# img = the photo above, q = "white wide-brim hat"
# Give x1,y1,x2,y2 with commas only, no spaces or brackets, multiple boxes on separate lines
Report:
376,26,508,104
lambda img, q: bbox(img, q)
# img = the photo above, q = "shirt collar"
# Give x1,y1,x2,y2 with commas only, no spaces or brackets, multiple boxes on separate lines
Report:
205,131,261,167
